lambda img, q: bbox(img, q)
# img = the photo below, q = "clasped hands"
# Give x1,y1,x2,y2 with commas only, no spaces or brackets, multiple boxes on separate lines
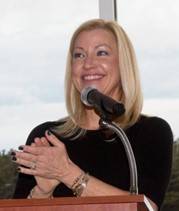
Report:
12,130,80,197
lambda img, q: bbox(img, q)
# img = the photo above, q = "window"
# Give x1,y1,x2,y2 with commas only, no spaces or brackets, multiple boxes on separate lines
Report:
0,0,99,150
117,0,179,139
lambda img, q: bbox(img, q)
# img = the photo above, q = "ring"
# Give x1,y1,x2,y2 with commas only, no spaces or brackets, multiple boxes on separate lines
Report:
31,162,36,170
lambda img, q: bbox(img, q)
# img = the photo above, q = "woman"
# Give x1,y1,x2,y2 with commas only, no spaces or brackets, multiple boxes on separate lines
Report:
12,19,173,210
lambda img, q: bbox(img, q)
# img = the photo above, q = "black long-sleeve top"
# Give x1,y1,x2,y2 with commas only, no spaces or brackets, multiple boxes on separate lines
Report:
13,115,173,209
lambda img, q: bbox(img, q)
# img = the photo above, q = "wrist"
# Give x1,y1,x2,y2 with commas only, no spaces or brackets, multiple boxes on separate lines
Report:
28,186,54,199
60,162,83,188
71,172,89,197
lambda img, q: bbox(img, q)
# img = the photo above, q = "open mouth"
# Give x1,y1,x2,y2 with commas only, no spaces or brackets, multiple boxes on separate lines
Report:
82,74,104,81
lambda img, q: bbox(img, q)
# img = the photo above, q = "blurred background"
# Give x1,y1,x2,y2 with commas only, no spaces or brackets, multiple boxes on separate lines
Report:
0,1,178,209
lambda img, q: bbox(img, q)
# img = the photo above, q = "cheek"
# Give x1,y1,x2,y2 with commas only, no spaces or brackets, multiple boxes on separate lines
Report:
104,61,119,76
102,56,119,70
71,63,79,79
111,58,120,75
71,61,82,77
71,67,81,91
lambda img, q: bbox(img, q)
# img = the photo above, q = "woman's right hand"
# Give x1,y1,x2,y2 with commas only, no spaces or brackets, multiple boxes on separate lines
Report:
30,137,60,198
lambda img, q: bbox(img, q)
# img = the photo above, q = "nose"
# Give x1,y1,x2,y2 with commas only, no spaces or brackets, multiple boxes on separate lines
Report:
83,54,96,69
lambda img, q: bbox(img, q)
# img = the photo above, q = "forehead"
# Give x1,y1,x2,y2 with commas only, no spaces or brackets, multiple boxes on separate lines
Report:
73,28,117,48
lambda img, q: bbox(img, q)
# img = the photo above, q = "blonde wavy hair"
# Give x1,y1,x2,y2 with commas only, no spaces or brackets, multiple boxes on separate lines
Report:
54,19,143,138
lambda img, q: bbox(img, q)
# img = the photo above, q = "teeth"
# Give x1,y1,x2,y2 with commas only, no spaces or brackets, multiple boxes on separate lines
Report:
83,75,103,80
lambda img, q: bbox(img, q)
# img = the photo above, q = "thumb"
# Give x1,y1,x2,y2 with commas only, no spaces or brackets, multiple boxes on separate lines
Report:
45,130,63,147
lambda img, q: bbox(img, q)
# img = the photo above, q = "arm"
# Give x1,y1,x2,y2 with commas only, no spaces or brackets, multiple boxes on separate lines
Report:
14,130,158,210
133,116,173,210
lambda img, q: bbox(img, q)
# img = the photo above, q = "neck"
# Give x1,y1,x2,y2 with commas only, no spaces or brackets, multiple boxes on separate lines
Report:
80,109,100,130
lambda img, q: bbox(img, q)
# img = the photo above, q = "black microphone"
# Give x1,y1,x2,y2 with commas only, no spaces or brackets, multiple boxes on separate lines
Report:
81,87,125,118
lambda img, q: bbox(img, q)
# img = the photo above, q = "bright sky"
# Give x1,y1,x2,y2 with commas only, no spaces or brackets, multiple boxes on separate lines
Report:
0,0,179,150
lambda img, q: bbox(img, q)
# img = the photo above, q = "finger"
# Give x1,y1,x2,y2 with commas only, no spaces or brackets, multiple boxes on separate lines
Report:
19,145,42,156
17,165,51,178
18,166,38,176
15,157,36,169
34,137,43,146
33,137,49,147
15,150,37,163
45,130,63,147
40,137,50,146
31,143,36,147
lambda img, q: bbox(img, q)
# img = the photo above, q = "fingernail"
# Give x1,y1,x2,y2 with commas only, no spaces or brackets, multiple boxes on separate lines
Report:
47,130,51,135
17,167,21,172
18,146,24,150
12,156,17,161
10,151,16,156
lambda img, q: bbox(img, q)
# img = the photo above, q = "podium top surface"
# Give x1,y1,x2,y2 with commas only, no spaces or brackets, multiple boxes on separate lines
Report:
0,194,154,211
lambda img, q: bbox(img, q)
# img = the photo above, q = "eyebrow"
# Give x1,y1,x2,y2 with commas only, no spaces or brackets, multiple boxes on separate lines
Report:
73,47,84,51
95,43,112,50
73,43,112,51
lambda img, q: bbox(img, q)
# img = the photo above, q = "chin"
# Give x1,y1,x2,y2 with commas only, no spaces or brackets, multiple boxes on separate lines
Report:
82,81,104,91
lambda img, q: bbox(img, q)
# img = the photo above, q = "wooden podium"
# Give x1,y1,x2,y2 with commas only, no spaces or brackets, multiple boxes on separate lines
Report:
0,195,154,211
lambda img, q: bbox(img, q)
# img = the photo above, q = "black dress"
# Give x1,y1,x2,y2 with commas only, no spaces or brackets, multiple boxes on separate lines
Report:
13,115,173,209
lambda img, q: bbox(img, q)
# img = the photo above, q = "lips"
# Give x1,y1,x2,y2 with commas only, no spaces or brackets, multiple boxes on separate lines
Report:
82,74,104,81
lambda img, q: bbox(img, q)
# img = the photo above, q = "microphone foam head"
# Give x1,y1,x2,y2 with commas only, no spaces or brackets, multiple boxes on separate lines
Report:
81,87,94,106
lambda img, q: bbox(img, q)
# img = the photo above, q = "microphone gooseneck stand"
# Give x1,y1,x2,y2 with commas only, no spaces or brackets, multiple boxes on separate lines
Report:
99,118,138,194
80,87,138,194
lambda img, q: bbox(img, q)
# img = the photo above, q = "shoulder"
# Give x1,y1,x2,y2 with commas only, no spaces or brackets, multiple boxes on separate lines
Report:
132,115,174,153
26,119,65,145
138,115,173,139
128,115,174,149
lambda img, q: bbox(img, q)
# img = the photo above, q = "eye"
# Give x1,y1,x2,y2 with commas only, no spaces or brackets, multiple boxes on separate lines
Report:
73,52,85,59
97,50,109,56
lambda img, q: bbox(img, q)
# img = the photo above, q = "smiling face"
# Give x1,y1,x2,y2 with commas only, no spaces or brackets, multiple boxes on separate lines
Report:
71,28,121,101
